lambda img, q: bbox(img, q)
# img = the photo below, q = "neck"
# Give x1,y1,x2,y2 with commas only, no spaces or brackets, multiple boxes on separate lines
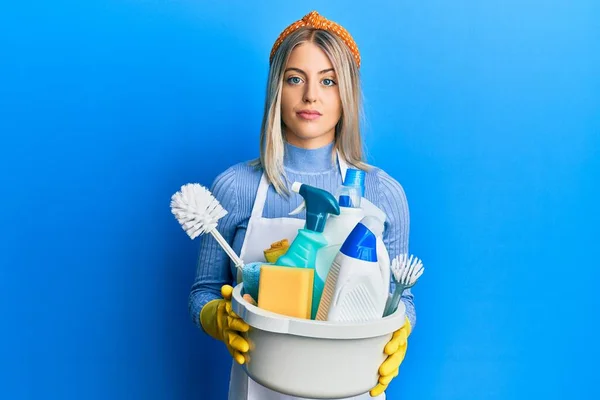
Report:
284,131,336,149
283,140,337,172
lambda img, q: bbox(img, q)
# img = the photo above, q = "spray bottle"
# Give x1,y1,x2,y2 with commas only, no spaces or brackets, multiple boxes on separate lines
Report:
277,182,340,318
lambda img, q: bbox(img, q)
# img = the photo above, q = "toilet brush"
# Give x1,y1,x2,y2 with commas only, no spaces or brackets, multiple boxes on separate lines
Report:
170,183,244,272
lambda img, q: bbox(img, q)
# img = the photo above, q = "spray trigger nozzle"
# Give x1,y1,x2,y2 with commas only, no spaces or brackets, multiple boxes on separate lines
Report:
288,182,305,215
289,201,306,216
288,181,340,232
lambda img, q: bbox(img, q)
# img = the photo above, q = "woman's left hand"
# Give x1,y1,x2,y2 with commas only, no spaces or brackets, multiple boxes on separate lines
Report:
370,316,412,397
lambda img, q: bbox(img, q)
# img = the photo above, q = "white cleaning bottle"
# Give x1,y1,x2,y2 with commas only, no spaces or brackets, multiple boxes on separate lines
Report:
316,217,388,322
314,169,366,297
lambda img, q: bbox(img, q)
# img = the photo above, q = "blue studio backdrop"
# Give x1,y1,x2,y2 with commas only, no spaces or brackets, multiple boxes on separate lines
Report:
1,1,598,399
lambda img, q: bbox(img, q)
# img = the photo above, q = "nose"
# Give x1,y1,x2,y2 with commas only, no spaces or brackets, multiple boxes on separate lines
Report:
303,80,318,103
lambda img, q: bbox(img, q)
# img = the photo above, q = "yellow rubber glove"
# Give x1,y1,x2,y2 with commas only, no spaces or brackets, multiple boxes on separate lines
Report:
370,316,412,397
200,285,250,365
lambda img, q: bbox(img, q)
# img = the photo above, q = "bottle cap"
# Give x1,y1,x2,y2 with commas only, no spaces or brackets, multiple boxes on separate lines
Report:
340,222,377,262
343,168,366,196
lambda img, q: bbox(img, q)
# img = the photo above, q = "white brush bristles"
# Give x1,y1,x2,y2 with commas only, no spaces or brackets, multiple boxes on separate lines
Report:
170,183,228,240
391,253,424,286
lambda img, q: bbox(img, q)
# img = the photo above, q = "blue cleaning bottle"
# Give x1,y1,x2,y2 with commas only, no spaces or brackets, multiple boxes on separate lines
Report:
276,182,340,319
336,167,365,208
315,168,367,300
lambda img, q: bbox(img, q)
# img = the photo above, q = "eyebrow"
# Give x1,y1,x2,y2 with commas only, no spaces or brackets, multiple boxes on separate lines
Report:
284,67,336,75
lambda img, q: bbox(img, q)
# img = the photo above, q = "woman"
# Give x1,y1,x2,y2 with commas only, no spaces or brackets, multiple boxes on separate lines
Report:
189,11,416,400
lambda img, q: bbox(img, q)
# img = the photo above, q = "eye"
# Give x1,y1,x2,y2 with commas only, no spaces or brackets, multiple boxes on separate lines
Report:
322,78,337,86
286,76,303,85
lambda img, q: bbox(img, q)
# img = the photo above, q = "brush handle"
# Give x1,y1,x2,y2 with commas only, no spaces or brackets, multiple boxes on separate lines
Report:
384,283,406,317
209,228,244,271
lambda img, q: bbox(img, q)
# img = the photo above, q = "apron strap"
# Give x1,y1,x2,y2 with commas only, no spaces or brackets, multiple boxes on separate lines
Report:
250,172,270,219
336,149,349,182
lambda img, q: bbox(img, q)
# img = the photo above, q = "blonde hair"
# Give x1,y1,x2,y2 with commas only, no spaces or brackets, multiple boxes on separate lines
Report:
251,27,371,196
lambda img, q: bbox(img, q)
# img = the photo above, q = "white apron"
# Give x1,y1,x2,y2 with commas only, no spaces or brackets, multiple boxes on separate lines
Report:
228,153,386,400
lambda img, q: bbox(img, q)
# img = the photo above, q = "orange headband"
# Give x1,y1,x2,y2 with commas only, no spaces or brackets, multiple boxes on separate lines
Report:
269,11,361,69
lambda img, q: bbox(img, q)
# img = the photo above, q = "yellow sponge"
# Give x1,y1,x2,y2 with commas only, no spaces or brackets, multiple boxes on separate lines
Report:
257,266,314,319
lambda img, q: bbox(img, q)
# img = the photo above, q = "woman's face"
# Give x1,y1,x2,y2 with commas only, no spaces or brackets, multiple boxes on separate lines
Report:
281,42,342,149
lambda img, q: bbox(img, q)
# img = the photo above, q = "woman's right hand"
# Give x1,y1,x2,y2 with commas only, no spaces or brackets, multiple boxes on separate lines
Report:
200,285,250,364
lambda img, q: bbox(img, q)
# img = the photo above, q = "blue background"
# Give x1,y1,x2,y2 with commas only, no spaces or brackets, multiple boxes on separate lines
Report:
1,1,598,399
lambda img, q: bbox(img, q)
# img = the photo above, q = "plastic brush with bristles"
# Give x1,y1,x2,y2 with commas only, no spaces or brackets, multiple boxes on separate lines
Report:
170,183,244,271
383,253,424,317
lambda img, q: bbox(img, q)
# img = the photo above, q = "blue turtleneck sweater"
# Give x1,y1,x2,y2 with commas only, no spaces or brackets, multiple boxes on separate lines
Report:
189,141,416,328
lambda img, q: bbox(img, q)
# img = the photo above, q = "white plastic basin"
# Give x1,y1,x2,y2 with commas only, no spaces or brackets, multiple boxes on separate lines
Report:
231,283,406,399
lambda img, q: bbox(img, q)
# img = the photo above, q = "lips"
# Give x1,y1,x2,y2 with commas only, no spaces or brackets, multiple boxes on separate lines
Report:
297,110,322,120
